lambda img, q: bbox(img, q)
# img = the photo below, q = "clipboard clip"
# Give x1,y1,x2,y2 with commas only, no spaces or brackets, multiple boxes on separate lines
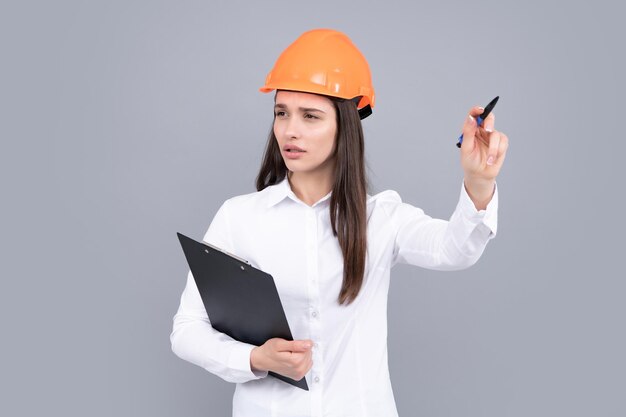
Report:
202,240,251,266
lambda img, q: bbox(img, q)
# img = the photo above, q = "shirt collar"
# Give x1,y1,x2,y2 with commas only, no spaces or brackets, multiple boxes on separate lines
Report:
265,176,332,208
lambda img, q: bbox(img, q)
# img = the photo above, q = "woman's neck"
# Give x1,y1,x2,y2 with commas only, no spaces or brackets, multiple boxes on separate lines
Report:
287,170,333,207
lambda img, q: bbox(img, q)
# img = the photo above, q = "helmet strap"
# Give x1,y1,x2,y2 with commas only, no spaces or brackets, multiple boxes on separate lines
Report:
358,105,372,120
351,96,372,120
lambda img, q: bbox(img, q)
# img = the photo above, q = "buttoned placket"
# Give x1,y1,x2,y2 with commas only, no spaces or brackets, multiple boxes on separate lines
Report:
305,203,324,417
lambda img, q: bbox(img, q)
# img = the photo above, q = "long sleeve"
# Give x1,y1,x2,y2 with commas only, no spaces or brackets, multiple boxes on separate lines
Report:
170,200,269,383
381,180,498,270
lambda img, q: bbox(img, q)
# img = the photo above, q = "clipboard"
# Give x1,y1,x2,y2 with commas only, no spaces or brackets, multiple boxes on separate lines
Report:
176,232,309,391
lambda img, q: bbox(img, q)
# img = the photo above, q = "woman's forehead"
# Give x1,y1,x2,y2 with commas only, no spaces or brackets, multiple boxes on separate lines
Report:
274,90,334,110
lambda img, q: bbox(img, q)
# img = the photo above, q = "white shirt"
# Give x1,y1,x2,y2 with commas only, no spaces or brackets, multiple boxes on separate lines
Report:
171,177,498,417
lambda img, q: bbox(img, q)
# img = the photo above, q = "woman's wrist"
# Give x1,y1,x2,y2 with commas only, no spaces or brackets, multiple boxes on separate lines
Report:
463,177,496,211
250,346,267,372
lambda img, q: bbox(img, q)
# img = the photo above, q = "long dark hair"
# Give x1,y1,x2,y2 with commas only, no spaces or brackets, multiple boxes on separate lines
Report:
255,95,369,306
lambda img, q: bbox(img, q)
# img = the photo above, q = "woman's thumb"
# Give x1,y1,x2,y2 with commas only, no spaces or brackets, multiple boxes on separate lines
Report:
292,340,313,352
461,113,477,153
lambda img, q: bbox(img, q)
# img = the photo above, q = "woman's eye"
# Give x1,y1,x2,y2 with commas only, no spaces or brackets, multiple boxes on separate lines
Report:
275,111,286,117
304,113,318,119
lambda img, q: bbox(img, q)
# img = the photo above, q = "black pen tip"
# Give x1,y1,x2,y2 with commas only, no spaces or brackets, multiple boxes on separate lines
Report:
480,96,500,118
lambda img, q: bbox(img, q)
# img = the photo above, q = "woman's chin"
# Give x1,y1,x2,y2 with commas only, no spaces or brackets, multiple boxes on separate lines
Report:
284,160,305,170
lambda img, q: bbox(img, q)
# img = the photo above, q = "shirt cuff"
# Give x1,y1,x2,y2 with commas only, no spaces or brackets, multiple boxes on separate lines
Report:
458,180,498,239
228,342,269,380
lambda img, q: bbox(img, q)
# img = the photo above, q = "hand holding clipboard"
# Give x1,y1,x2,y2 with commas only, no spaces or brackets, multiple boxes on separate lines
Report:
177,232,310,390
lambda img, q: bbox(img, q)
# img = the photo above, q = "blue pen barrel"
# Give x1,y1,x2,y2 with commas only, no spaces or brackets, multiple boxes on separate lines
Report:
456,115,485,148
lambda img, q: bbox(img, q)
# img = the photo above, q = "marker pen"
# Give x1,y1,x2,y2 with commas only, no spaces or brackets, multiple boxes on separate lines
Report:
457,96,499,148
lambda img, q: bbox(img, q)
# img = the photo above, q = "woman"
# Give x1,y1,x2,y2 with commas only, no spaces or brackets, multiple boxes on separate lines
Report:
171,29,508,417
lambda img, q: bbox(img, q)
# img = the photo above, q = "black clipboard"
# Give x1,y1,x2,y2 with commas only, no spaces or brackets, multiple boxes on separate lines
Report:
177,232,309,391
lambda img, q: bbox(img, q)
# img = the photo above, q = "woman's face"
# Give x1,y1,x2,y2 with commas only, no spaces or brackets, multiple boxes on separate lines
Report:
273,90,337,177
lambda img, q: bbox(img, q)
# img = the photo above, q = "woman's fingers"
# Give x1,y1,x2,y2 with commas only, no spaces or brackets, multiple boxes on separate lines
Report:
461,105,508,177
487,130,501,166
462,106,494,149
497,133,509,160
469,106,485,118
262,338,315,380
481,112,495,132
462,107,500,165
469,105,495,130
274,338,313,352
288,346,313,380
460,113,477,154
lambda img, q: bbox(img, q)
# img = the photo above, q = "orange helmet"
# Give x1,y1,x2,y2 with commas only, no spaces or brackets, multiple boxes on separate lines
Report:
259,29,375,119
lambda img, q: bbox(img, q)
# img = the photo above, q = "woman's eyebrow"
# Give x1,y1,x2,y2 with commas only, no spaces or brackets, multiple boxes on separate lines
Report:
274,103,326,113
300,107,326,113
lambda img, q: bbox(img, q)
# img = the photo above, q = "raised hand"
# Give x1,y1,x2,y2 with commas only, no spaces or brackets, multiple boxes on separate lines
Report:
459,106,509,209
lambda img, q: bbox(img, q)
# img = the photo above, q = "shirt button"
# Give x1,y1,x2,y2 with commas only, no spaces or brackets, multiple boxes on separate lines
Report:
311,311,318,318
314,376,320,383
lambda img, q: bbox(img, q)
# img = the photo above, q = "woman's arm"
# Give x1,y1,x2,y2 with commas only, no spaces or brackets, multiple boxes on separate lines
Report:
170,200,268,383
381,180,498,271
464,177,496,211
170,271,268,383
384,104,508,270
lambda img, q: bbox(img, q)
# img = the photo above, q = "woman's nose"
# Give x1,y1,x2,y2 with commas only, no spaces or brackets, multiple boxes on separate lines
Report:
284,117,301,139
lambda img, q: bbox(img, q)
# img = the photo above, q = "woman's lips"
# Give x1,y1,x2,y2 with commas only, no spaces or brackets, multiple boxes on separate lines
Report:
284,149,306,159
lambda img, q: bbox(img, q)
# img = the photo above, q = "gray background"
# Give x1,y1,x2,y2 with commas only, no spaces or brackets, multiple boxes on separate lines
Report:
2,0,624,416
